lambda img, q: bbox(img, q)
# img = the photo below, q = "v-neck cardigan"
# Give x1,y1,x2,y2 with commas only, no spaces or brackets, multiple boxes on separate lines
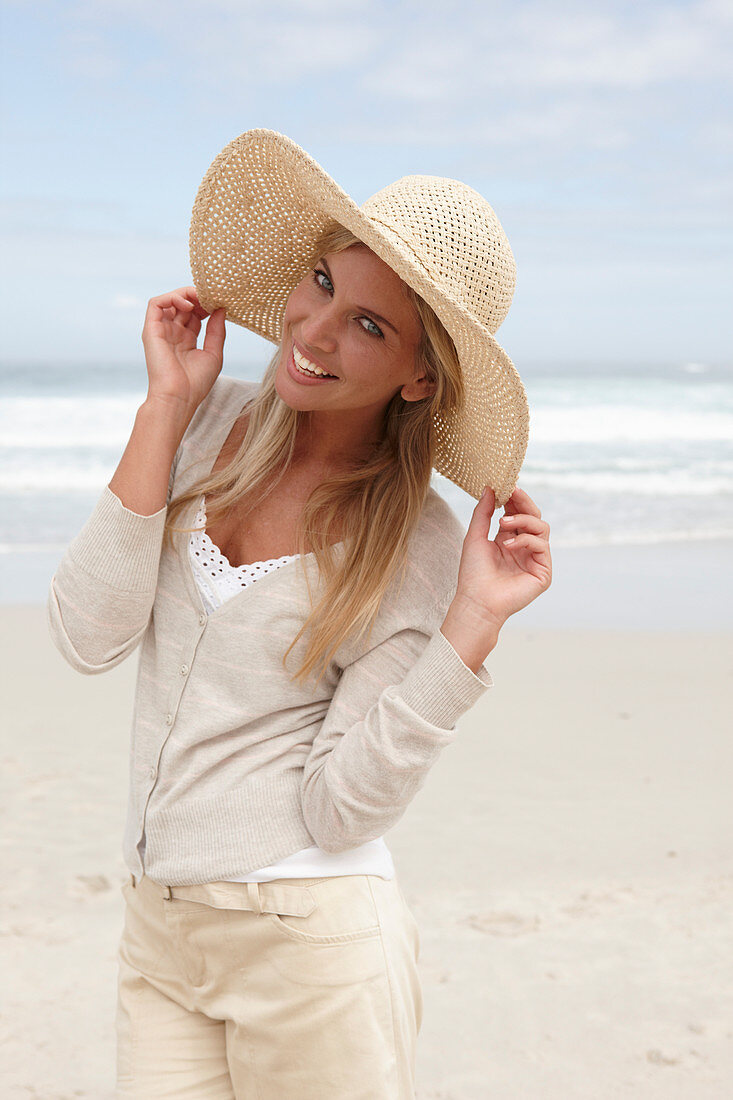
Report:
47,376,494,886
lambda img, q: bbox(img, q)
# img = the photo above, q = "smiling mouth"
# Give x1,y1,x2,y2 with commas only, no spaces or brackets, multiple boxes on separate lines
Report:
292,344,338,378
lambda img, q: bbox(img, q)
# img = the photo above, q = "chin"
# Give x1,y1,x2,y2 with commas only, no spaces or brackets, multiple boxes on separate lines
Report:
273,358,311,410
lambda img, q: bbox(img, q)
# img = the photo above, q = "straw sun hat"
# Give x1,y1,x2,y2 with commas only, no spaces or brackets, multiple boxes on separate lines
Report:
189,128,529,506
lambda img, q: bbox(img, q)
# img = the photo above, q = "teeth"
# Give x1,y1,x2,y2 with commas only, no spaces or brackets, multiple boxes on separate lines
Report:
293,346,334,377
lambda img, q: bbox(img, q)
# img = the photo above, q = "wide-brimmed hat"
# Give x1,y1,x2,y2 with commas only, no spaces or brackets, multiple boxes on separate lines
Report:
189,128,529,505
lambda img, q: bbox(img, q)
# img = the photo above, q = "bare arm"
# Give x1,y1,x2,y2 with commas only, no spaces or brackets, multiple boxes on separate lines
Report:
48,288,227,672
109,286,226,514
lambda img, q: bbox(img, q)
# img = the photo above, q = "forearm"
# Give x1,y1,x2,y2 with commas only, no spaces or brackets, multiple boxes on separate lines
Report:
47,483,169,673
108,397,192,516
439,594,501,674
302,624,493,853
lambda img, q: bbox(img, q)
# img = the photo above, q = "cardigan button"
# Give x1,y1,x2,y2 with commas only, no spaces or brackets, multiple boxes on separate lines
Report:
180,664,189,677
165,713,173,726
198,613,206,626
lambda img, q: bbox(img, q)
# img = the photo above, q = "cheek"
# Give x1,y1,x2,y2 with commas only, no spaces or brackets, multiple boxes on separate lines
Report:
352,348,404,389
282,280,310,320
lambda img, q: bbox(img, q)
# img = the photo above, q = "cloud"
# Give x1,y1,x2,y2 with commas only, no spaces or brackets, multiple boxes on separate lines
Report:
21,0,733,105
56,0,380,88
111,293,144,309
2,0,731,365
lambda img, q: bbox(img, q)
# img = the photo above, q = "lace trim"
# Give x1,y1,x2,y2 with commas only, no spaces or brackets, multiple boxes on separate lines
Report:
189,496,300,611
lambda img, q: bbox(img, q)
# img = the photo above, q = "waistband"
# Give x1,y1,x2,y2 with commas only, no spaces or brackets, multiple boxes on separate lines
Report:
130,873,319,917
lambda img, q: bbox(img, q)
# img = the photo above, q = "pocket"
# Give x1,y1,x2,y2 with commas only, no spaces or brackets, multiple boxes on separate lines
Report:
267,911,381,946
264,875,381,946
253,876,387,987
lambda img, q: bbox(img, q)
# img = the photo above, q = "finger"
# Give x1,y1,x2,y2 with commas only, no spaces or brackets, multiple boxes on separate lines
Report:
167,294,202,331
144,298,197,337
148,288,206,322
202,308,227,357
170,293,194,313
173,286,209,321
505,484,542,519
466,486,495,542
149,286,199,305
499,514,550,536
503,533,549,554
147,296,188,325
184,312,202,338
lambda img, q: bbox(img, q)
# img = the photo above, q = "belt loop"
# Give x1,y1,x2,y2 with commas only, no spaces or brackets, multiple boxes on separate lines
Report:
246,882,263,915
129,872,136,889
163,885,172,901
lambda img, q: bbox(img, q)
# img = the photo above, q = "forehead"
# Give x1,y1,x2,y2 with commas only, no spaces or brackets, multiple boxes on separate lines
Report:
326,242,393,274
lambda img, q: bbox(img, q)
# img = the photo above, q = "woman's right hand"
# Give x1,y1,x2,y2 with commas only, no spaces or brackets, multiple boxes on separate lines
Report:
141,287,226,423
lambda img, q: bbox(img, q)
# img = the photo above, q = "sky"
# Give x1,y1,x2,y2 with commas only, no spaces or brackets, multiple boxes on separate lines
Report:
1,0,731,372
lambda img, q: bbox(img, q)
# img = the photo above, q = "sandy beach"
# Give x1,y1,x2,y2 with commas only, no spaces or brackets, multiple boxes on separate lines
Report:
2,559,731,1099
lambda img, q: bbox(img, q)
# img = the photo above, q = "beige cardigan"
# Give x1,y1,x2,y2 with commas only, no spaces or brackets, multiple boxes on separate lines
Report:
47,377,493,885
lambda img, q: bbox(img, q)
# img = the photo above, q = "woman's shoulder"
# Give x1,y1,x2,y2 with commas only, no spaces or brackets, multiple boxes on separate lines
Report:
382,486,468,624
184,375,261,446
168,376,261,495
411,484,468,563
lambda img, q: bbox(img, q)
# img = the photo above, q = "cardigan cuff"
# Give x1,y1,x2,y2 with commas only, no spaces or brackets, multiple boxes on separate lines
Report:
68,485,168,592
393,627,493,731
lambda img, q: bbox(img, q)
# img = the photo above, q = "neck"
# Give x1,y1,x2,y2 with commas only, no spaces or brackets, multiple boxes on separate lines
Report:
293,407,388,469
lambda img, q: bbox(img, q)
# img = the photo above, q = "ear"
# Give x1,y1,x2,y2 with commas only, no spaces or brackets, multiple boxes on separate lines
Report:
400,374,437,403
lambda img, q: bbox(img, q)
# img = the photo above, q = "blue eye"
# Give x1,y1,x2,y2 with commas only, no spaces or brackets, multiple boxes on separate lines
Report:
313,269,333,292
359,317,384,338
313,267,384,338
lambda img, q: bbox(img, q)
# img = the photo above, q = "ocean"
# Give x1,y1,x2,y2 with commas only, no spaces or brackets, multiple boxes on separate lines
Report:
2,358,732,557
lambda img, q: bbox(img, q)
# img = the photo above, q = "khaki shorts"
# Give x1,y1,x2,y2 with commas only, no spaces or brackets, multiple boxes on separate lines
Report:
116,872,422,1098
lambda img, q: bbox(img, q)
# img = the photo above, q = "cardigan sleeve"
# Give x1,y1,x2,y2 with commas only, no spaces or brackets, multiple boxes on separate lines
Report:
46,481,172,674
300,617,493,853
46,377,254,674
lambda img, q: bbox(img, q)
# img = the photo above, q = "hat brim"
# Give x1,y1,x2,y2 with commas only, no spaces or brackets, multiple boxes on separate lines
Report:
189,128,529,505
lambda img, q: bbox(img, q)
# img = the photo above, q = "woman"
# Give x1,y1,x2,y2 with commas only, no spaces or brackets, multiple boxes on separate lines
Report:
48,129,551,1099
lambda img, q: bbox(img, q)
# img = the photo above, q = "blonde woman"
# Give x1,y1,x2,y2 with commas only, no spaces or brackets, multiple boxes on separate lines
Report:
48,130,552,1099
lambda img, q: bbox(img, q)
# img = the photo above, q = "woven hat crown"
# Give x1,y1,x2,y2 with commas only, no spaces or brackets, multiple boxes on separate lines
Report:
361,176,516,334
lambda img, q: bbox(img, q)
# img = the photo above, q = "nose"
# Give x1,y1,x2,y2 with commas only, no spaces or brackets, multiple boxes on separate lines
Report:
299,300,339,354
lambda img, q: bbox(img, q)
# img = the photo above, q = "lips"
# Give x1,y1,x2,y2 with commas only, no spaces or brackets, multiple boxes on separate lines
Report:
292,343,338,379
290,343,338,382
286,347,338,386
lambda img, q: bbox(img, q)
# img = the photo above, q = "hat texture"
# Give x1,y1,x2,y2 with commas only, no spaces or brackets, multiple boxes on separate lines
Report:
189,128,529,505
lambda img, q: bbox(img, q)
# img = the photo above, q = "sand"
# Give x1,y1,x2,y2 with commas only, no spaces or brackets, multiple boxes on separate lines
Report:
2,605,731,1099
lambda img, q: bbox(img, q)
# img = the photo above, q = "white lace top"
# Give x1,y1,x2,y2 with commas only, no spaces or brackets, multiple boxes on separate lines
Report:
187,496,394,883
189,496,301,615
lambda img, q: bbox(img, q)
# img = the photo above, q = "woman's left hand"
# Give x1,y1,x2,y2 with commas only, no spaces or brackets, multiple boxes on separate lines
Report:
455,484,552,632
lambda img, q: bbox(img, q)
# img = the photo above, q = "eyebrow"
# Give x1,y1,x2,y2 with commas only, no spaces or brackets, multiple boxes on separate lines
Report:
319,258,401,336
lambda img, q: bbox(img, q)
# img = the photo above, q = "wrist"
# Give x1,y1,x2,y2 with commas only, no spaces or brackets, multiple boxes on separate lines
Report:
108,399,187,516
450,591,506,636
137,395,192,445
440,595,502,675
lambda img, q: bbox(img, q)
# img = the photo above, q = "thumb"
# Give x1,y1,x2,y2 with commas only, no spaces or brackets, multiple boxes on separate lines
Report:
467,485,495,542
203,308,227,358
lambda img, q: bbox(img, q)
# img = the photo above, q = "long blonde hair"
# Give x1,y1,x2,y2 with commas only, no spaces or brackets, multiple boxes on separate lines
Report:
166,223,464,686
